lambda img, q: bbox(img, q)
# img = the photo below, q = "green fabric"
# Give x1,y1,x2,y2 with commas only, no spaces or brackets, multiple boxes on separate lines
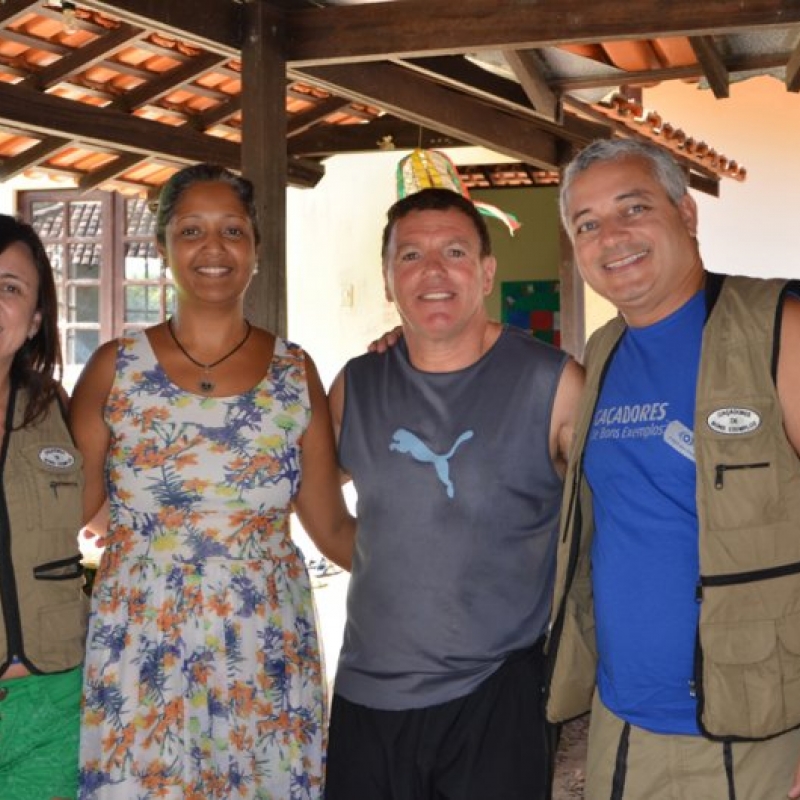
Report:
0,667,81,800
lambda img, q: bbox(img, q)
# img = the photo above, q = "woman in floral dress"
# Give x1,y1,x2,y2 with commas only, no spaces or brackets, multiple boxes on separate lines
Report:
70,164,355,800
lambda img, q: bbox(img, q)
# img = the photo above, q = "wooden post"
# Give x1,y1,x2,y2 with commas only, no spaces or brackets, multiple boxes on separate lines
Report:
241,0,287,336
558,224,586,361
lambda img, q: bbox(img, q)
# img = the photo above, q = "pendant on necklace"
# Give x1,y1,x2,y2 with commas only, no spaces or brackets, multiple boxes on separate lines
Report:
199,374,215,393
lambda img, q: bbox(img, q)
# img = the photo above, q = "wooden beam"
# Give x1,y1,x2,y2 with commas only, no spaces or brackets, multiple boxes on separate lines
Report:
552,50,790,91
293,61,563,168
0,135,71,180
77,0,243,55
786,39,800,91
689,36,729,98
240,0,288,336
398,55,540,115
0,0,44,26
395,55,612,145
502,49,560,121
288,116,465,157
24,23,147,91
287,156,326,189
285,0,800,65
0,79,240,166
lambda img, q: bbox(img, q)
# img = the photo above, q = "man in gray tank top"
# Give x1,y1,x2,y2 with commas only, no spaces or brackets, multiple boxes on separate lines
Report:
325,187,584,800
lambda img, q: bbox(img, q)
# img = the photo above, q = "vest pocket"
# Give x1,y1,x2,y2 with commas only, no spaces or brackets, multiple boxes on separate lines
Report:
20,442,83,541
704,459,781,531
699,612,800,738
36,598,88,672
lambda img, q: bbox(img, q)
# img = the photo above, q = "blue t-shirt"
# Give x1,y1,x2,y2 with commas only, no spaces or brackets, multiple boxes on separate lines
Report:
585,291,705,734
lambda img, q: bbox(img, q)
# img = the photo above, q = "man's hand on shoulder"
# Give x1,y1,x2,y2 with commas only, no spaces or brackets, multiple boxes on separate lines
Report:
368,325,403,354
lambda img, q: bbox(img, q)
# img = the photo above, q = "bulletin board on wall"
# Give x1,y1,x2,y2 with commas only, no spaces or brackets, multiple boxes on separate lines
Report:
501,280,561,347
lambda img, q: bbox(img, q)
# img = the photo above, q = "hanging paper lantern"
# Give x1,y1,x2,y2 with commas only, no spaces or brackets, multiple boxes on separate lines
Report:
395,149,521,236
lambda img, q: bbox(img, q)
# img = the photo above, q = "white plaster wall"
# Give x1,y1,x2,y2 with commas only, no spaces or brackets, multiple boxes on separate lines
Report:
581,75,800,339
645,75,800,281
286,150,401,389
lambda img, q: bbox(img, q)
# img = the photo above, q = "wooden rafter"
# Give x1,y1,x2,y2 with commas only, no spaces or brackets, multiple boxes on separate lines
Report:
293,60,562,168
689,36,729,98
785,38,800,91
502,49,560,122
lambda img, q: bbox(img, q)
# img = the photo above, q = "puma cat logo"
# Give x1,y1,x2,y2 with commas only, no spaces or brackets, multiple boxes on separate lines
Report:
389,428,474,498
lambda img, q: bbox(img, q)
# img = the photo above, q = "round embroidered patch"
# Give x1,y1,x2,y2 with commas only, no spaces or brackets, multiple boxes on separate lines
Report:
706,407,761,435
38,446,76,468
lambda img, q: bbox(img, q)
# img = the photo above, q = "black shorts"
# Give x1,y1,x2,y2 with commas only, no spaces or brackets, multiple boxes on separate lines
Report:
325,640,554,800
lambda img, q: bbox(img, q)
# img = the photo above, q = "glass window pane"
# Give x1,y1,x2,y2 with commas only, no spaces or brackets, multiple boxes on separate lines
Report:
68,243,101,280
125,285,162,324
123,243,160,280
31,201,65,237
125,197,156,237
44,243,65,283
68,201,101,238
66,329,99,366
165,285,176,316
68,285,99,323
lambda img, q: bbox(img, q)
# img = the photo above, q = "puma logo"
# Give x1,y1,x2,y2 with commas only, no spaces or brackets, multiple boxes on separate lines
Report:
389,428,474,498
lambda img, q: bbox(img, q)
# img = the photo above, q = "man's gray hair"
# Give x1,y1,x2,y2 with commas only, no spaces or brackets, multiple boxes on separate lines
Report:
559,139,689,231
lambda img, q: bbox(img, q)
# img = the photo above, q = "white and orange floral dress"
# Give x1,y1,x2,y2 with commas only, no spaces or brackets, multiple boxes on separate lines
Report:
79,331,326,800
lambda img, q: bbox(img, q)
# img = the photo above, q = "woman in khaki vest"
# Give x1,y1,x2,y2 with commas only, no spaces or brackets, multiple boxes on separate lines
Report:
0,214,87,800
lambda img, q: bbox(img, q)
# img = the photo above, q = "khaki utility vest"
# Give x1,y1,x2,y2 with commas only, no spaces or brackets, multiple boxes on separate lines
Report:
546,274,800,740
0,387,87,673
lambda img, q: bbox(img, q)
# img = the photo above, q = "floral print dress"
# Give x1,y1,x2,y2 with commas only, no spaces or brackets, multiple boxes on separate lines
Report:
79,331,326,800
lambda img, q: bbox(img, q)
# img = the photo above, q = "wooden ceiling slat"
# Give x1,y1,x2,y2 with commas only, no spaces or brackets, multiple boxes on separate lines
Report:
287,96,352,137
194,95,241,130
0,78,240,167
24,22,147,91
77,151,143,191
0,25,68,56
0,134,71,180
113,51,228,111
552,50,790,92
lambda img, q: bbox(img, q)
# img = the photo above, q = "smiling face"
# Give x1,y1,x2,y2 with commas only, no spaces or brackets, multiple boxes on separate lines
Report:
158,181,257,308
383,207,496,344
0,241,41,369
564,155,704,327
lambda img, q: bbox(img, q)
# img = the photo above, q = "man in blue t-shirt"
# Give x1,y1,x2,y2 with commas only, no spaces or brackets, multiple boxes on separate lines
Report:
547,138,800,799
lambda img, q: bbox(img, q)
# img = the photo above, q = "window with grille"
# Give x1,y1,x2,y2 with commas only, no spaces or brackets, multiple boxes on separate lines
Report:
18,189,175,389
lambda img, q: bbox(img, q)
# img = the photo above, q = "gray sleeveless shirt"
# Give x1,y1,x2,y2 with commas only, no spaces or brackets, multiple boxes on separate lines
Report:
335,326,568,709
